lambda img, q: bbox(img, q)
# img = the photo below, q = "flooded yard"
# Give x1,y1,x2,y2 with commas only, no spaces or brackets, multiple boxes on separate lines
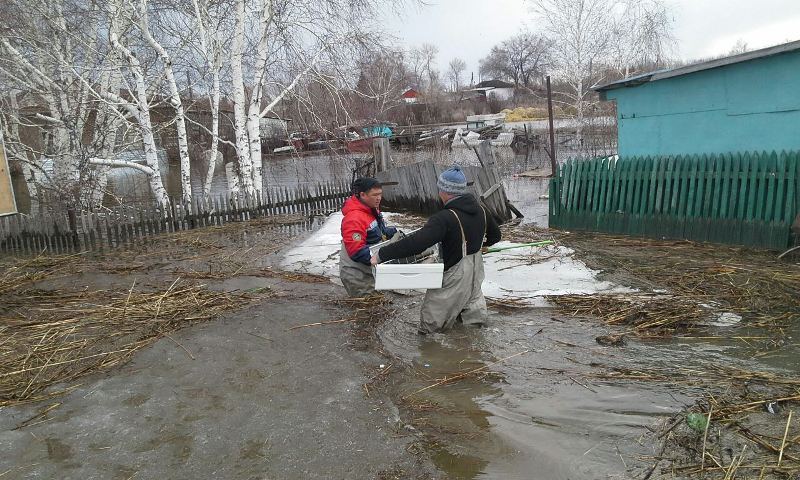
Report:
277,199,800,479
2,150,798,479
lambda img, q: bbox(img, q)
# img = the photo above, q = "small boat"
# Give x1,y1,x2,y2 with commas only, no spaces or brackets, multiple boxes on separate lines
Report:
307,140,332,151
346,136,379,153
273,145,296,154
341,122,395,153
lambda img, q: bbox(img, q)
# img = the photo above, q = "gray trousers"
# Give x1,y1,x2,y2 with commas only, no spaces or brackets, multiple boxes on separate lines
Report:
419,252,488,334
339,242,375,297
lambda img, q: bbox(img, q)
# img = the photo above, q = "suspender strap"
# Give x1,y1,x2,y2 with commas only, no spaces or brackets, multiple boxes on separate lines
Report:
448,209,468,257
480,206,487,239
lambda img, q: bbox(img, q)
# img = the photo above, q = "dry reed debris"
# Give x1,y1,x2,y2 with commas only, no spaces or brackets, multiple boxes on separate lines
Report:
1,276,241,407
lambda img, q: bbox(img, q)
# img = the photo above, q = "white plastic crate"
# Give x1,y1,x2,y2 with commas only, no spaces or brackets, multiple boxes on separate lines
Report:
374,263,444,290
370,229,444,290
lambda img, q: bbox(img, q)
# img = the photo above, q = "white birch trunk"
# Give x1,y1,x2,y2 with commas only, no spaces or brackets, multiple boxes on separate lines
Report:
246,107,263,193
109,8,170,207
49,2,81,199
225,162,240,194
231,0,253,193
192,0,221,197
204,69,221,196
246,0,274,193
139,0,192,203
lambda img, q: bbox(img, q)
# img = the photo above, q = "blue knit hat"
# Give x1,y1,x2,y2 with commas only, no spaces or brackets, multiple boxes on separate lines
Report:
437,165,467,195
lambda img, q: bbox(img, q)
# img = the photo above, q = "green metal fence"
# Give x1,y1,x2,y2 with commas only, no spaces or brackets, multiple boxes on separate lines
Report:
549,151,800,250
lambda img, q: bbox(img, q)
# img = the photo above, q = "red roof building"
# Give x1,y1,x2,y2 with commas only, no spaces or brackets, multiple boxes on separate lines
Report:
401,88,419,104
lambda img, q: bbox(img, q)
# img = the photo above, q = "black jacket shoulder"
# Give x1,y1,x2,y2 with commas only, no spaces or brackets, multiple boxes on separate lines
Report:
378,194,502,270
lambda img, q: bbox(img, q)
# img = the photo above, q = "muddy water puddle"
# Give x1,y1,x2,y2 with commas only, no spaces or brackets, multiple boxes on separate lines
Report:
378,297,798,479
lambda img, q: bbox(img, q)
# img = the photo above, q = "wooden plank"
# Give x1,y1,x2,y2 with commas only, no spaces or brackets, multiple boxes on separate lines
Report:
480,183,502,200
596,157,608,214
612,157,626,213
786,151,798,225
585,158,596,212
777,151,800,225
710,154,724,219
564,159,576,211
604,158,616,213
577,158,588,211
736,153,751,220
754,152,768,221
764,151,779,223
637,156,650,216
683,155,697,218
719,153,733,219
624,158,637,214
745,152,758,222
698,154,712,218
667,155,681,216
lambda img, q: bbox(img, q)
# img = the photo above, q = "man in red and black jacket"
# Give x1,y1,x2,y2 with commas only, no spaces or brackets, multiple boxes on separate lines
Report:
339,177,398,297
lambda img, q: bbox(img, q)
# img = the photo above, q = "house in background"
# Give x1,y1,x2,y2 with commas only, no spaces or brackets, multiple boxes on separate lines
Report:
469,80,515,102
401,88,420,104
259,114,291,138
594,40,800,157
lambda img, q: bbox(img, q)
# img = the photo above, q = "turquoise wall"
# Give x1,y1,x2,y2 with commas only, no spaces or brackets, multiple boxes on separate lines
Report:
605,50,800,157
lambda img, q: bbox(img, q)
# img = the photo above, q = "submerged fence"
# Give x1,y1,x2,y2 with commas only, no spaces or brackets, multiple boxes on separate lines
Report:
0,181,350,255
549,151,800,250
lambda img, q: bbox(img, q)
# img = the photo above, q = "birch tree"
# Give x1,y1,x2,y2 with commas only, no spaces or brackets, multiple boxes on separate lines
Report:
192,0,226,197
608,0,675,77
106,0,171,206
447,58,466,92
530,0,613,144
0,0,128,210
0,0,189,209
529,0,673,148
479,32,551,87
231,0,253,193
352,50,411,120
225,0,394,192
1,0,410,208
138,0,192,202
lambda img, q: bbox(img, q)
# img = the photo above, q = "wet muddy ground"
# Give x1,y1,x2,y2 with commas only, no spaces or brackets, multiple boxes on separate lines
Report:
0,217,436,479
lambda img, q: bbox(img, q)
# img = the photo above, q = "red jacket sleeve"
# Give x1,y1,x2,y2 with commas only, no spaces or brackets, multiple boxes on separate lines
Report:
341,212,371,264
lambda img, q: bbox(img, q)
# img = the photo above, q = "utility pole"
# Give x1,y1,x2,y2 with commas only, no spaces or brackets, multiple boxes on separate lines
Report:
546,75,557,176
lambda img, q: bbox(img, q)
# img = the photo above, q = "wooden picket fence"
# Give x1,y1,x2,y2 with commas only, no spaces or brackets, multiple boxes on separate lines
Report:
0,180,351,256
549,151,800,250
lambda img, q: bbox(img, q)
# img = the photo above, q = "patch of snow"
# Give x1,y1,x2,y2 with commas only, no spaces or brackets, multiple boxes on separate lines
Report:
706,312,743,327
280,211,346,277
482,242,633,306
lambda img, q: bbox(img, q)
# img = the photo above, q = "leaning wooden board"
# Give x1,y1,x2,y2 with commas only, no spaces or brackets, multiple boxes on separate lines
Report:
0,124,18,216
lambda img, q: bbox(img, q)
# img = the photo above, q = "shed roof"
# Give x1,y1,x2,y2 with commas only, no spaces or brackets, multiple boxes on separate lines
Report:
594,39,800,93
476,79,514,89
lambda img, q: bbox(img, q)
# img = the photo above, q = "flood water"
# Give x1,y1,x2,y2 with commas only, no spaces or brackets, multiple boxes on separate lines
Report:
377,296,798,479
270,148,798,479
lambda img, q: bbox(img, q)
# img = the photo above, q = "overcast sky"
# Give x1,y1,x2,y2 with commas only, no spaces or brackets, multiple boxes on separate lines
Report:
382,0,800,79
